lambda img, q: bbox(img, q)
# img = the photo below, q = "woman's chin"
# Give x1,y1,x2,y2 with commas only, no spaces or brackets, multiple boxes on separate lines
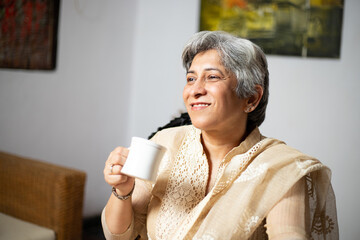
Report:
190,118,216,131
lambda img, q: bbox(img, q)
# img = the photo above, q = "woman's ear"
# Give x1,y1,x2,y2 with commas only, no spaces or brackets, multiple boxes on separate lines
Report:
244,85,263,113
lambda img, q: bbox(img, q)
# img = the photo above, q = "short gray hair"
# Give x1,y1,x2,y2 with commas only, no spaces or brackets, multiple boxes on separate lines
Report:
182,31,269,129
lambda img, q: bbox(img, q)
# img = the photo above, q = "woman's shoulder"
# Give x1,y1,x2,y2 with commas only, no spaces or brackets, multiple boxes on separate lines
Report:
153,125,192,138
255,137,329,174
260,137,315,161
151,125,194,149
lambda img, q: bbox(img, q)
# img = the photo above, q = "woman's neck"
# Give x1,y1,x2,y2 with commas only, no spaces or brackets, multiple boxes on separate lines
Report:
201,126,247,163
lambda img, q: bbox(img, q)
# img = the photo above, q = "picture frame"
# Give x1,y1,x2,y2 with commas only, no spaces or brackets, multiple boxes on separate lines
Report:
200,0,344,58
0,0,60,70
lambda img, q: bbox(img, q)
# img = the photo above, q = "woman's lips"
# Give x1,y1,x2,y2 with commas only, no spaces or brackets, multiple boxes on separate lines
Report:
190,102,211,110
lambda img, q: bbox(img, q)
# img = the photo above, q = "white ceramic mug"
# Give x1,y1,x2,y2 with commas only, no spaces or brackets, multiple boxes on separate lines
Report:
121,137,166,182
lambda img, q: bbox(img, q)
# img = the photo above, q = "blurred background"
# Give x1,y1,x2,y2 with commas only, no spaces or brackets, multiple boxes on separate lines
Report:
0,0,359,239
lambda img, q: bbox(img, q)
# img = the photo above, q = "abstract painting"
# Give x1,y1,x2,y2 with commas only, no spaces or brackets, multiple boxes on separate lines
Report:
200,0,344,58
0,0,60,70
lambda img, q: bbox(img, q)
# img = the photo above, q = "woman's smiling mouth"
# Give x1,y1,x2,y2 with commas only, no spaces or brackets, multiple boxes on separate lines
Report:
191,103,211,110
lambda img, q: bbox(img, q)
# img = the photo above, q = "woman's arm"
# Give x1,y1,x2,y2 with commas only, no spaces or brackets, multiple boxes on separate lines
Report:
266,177,308,240
102,147,136,235
104,188,134,234
102,147,152,239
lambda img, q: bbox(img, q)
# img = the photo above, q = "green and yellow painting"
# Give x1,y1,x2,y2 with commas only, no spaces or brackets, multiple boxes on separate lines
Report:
200,0,344,58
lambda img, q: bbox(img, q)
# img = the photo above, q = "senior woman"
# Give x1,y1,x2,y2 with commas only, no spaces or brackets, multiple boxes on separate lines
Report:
102,31,338,239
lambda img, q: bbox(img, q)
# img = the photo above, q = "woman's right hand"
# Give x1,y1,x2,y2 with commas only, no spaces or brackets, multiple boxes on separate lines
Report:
104,146,135,196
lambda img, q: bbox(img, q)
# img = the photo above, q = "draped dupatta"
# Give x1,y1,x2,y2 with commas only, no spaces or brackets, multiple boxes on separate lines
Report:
146,126,338,240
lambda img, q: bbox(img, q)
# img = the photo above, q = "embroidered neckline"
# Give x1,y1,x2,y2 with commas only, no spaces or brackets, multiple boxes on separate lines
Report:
155,126,265,239
155,126,208,239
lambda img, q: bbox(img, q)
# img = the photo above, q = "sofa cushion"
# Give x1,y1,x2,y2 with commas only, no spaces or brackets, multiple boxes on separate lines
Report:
0,212,55,240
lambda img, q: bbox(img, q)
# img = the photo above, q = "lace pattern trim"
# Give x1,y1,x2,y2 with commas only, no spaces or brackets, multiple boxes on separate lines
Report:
156,129,266,239
155,126,208,240
212,139,265,195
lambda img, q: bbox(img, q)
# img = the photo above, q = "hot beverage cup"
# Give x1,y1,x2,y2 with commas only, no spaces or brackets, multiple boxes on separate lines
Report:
121,137,166,182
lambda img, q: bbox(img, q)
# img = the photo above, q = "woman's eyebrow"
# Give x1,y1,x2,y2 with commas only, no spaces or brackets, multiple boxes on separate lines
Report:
187,68,225,75
204,67,224,74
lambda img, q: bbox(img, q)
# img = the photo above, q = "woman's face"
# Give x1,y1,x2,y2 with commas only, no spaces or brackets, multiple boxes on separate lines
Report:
183,49,248,133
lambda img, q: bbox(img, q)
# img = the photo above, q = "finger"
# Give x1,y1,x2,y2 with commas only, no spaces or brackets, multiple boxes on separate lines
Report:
103,163,122,176
113,146,130,155
110,164,122,175
105,174,129,186
115,147,129,165
106,147,129,166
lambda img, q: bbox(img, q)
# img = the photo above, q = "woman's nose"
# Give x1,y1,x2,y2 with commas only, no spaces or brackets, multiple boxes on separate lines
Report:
191,79,207,97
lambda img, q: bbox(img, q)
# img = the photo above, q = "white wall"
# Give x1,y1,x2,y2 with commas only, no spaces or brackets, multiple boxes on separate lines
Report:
0,0,138,216
129,0,200,137
0,0,359,238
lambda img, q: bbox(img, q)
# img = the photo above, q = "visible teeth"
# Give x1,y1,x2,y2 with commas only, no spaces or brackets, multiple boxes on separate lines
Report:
193,104,209,107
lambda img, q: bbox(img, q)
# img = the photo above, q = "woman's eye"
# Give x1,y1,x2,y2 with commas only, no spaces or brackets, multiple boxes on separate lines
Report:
207,75,220,81
187,77,196,82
